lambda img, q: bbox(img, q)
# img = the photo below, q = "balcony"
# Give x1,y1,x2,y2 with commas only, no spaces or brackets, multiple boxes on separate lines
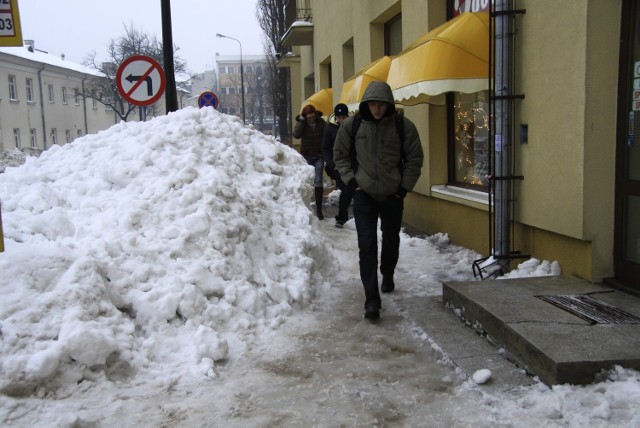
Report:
281,1,313,46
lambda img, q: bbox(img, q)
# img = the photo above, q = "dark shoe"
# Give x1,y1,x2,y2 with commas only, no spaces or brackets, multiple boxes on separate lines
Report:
364,307,380,319
381,276,395,293
335,219,345,228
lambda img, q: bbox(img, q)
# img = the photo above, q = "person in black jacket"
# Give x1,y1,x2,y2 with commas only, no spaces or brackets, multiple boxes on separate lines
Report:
293,104,327,220
322,103,353,227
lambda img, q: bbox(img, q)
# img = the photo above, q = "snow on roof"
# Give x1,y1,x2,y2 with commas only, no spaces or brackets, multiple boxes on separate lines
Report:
291,20,313,27
0,45,100,76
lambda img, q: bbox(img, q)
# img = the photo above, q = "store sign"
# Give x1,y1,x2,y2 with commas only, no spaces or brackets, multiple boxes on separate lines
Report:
452,0,491,16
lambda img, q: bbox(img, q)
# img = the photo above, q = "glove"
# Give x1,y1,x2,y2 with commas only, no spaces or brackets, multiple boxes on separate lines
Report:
394,187,408,199
347,179,358,192
296,114,304,122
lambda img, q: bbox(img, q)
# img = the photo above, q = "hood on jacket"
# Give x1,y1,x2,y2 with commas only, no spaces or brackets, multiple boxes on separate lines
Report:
358,81,396,121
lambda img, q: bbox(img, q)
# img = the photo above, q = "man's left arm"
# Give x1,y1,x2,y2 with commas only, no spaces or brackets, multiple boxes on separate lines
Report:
400,119,424,193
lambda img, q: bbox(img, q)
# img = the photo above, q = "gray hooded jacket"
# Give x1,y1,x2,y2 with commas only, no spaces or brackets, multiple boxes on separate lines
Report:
333,81,424,201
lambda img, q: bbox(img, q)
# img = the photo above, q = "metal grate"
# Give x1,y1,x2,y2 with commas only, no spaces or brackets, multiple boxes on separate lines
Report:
535,294,640,325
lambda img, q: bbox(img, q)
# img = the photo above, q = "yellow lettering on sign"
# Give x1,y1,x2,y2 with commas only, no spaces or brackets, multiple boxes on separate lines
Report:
0,0,23,47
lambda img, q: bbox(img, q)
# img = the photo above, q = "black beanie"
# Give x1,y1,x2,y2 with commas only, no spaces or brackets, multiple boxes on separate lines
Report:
333,103,348,116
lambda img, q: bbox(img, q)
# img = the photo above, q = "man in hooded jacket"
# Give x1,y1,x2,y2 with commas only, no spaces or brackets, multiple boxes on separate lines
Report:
333,81,424,319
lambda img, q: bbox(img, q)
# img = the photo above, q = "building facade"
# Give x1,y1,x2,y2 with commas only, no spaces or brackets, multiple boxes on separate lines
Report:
0,43,118,153
281,0,639,291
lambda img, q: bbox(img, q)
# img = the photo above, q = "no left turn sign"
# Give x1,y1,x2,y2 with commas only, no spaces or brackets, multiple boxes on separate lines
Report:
116,55,166,106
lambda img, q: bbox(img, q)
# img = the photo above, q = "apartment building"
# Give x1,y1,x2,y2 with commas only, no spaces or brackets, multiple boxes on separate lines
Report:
280,0,638,291
0,42,117,153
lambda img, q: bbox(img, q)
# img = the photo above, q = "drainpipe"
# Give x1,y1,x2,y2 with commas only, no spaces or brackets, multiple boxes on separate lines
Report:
81,76,89,135
37,64,47,150
493,0,514,270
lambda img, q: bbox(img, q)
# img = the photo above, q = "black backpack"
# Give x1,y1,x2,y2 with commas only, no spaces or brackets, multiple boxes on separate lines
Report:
349,112,406,172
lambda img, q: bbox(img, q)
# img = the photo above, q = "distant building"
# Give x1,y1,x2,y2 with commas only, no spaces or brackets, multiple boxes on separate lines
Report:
0,41,118,153
187,55,274,134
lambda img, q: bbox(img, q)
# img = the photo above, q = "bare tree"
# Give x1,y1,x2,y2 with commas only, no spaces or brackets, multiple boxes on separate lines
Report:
83,23,187,121
256,0,291,144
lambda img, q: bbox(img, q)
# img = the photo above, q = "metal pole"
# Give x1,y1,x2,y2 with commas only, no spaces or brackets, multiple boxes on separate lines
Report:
216,33,245,123
493,0,513,270
161,0,178,113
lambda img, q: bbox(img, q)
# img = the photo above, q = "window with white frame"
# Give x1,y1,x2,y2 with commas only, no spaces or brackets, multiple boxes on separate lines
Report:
48,84,54,102
77,129,83,138
62,87,68,104
13,128,20,149
30,128,37,148
8,75,17,100
50,128,58,145
65,129,71,143
219,66,226,74
25,77,34,102
74,89,80,105
92,91,97,108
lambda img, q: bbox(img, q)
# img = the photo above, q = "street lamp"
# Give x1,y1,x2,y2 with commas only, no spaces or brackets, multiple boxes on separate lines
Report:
216,33,245,124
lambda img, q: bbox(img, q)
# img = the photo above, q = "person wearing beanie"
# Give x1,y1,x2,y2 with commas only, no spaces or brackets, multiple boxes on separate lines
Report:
333,81,424,320
293,104,327,220
322,103,353,227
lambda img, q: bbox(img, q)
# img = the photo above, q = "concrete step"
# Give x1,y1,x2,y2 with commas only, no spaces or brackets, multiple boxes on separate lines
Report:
443,276,640,386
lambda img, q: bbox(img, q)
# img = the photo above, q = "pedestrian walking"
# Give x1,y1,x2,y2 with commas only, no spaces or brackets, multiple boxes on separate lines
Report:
322,103,353,227
333,82,424,319
293,104,327,220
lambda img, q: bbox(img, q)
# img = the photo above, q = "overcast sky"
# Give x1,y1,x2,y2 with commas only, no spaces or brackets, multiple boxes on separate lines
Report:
16,0,266,74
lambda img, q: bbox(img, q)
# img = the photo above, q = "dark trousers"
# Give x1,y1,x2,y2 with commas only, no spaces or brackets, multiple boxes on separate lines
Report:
353,191,404,310
334,170,354,222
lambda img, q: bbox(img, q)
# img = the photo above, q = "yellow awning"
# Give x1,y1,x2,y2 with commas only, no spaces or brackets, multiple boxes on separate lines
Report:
387,12,490,106
339,56,392,111
302,88,333,116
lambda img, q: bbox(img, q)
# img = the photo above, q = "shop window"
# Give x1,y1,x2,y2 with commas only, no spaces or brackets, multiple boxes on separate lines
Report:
450,91,490,188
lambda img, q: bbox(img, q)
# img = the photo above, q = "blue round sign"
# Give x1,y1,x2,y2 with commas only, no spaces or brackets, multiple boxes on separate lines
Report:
198,91,219,109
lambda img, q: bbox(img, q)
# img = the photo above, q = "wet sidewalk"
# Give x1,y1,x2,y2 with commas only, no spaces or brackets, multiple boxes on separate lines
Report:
322,193,640,387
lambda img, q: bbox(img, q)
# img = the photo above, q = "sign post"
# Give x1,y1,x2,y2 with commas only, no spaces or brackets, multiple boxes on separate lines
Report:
116,55,166,108
0,0,22,47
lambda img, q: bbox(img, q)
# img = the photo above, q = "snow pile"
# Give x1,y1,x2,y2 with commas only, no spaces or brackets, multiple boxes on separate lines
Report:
501,258,561,279
0,150,27,173
0,107,336,396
